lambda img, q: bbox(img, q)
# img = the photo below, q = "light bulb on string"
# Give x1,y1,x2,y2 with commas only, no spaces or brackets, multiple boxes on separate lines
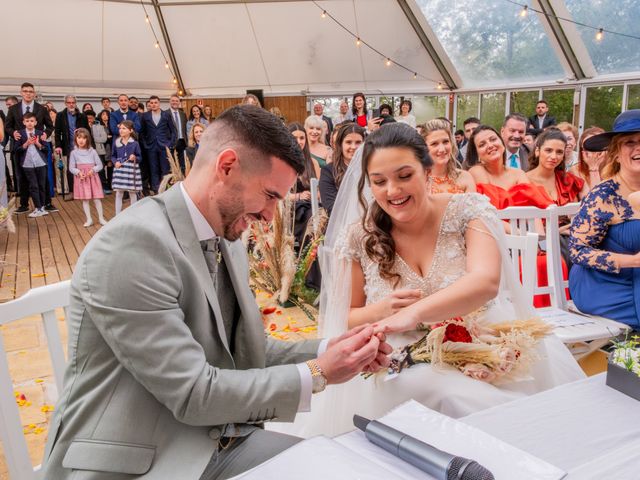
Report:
356,37,361,47
172,78,178,84
595,28,604,41
413,72,418,80
519,5,528,18
385,58,392,67
154,41,159,48
321,10,327,18
165,62,169,69
436,82,443,90
178,90,183,96
145,15,150,23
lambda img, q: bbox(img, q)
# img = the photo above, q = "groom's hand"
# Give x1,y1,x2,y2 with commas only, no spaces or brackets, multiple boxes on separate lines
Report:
316,326,383,385
363,332,392,373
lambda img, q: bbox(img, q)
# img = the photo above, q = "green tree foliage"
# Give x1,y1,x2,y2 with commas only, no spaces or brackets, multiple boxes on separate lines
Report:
584,86,623,130
543,89,575,124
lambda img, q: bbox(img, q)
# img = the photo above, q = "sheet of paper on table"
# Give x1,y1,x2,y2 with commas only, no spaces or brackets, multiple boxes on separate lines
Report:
538,308,596,327
235,400,566,480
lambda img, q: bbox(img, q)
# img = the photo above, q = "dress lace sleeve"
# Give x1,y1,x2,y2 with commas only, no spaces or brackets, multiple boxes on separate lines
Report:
568,180,631,274
443,193,498,234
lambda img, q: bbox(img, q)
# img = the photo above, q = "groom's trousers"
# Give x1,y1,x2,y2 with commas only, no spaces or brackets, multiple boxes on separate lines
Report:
199,429,301,480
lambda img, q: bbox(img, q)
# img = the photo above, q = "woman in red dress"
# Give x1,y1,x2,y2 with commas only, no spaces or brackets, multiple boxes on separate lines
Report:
467,125,553,209
526,128,588,307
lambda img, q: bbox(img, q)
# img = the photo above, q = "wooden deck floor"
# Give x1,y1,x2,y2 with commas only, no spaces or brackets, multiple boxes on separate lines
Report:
0,193,120,302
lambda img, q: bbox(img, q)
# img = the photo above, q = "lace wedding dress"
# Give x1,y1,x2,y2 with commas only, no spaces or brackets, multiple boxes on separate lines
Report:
268,150,584,439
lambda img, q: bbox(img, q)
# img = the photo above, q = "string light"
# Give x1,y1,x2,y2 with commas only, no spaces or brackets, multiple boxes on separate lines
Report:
145,15,149,23
436,82,443,90
504,0,640,42
154,41,159,48
311,1,447,88
172,78,178,84
165,62,169,69
178,90,184,96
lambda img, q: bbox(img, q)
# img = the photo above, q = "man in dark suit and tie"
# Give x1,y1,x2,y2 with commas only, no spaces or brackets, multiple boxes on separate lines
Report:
140,95,177,193
528,100,557,136
501,113,530,171
169,94,188,171
54,95,89,197
5,82,56,214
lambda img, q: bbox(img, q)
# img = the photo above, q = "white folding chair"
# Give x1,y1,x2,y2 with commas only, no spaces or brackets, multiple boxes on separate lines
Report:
0,280,70,480
310,178,320,235
504,232,539,303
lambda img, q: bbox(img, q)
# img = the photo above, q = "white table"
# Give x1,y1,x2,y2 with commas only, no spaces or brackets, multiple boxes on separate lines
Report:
462,373,640,479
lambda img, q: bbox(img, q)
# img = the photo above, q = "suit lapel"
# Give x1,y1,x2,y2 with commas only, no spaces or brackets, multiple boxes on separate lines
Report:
219,240,265,369
162,186,233,359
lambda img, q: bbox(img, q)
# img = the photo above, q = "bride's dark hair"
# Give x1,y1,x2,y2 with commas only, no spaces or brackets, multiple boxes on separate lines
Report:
357,123,432,286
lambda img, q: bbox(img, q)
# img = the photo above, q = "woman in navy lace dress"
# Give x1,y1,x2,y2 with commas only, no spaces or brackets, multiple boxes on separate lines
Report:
569,110,640,329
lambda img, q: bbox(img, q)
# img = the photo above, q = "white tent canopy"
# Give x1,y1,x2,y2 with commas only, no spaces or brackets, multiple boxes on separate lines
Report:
2,0,639,98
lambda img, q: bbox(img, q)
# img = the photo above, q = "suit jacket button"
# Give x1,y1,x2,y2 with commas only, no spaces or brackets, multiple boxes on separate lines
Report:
208,427,222,440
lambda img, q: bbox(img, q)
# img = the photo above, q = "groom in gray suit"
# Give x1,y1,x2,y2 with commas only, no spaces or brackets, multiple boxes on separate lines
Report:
42,105,390,479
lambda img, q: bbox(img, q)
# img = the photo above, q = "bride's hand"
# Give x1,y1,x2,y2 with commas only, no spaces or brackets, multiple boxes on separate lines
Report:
372,309,419,335
382,289,422,316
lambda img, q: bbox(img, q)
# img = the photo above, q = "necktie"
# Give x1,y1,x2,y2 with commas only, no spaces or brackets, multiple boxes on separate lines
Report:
173,111,182,139
201,238,221,290
26,106,31,113
509,153,518,169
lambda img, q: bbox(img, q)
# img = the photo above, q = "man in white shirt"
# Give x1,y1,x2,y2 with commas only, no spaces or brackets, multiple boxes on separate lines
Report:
42,104,390,480
528,100,557,135
500,113,530,170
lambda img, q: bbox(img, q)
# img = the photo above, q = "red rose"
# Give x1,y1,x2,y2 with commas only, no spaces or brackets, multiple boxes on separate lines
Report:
443,323,473,343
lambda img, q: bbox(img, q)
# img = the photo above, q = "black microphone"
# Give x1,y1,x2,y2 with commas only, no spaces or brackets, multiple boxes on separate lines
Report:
353,415,494,480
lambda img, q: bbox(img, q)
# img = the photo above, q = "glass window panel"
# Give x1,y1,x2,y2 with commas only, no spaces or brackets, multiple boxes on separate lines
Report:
416,0,564,87
584,85,623,131
413,96,447,125
627,84,640,110
480,93,506,130
564,0,640,75
543,89,575,125
309,97,345,120
456,94,479,130
510,91,539,116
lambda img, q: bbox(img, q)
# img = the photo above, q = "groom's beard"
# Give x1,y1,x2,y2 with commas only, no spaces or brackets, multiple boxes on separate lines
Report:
218,185,247,242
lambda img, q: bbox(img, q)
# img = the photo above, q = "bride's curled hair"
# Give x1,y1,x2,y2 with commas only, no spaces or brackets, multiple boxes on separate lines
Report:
358,123,432,286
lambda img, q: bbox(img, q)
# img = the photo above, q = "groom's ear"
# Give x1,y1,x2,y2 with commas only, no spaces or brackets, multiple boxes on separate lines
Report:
215,148,241,181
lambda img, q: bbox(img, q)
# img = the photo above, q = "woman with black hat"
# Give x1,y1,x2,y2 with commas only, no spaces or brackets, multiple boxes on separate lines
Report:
568,110,640,329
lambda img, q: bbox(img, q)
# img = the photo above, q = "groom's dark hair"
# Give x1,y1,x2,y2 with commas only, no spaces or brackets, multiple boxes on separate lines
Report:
358,123,432,287
205,105,305,175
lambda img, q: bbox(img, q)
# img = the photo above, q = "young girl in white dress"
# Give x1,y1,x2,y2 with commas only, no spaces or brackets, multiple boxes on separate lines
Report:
271,123,584,438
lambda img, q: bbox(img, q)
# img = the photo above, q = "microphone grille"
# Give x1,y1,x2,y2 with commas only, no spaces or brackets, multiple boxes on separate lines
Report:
448,458,495,480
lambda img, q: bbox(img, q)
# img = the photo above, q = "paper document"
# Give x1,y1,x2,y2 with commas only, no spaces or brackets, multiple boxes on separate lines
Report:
538,308,595,328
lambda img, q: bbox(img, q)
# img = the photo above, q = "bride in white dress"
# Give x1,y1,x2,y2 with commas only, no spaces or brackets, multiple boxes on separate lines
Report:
271,123,584,438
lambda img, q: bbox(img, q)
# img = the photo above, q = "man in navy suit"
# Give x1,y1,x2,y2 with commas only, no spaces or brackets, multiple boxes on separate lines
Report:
108,94,141,138
5,83,55,214
140,96,177,193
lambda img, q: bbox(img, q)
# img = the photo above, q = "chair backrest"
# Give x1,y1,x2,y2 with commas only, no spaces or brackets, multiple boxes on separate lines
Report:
504,232,539,302
310,178,320,235
545,203,581,310
0,280,70,480
498,202,580,309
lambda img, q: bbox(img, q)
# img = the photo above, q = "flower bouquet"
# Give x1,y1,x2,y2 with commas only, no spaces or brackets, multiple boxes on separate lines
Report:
0,196,16,234
157,147,191,194
387,314,552,384
246,196,327,320
607,335,640,401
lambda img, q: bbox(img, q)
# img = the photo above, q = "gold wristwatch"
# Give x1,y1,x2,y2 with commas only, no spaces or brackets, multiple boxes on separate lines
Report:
306,360,327,394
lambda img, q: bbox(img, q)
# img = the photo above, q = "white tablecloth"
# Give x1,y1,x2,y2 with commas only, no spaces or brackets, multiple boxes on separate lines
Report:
462,373,640,479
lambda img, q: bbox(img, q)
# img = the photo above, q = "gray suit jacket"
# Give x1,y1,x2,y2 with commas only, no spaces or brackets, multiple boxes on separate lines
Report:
42,185,321,479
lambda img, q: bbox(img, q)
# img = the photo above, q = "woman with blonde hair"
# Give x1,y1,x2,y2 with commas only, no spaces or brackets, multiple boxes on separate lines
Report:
185,123,206,165
422,118,475,194
569,110,640,328
305,115,332,168
241,93,262,108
